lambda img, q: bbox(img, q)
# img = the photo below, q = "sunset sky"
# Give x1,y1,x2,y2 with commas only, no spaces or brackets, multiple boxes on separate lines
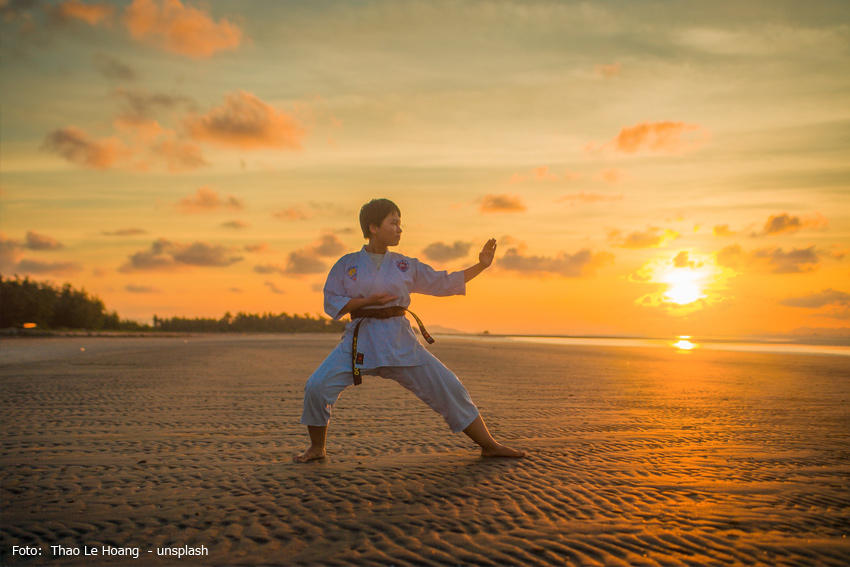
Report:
1,0,848,337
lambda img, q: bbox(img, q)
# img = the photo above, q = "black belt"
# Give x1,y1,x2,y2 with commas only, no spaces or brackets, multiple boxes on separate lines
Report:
349,306,434,385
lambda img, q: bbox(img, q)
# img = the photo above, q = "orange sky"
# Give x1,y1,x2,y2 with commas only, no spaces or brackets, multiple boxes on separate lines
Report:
1,0,848,337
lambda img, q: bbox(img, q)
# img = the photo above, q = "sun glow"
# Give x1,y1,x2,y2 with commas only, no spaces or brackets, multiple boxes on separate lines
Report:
672,336,698,350
662,269,708,305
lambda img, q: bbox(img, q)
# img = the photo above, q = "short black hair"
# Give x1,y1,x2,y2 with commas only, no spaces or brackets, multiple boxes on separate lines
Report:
359,198,401,239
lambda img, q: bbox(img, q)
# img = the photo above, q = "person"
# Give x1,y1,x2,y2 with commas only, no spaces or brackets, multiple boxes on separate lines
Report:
293,198,526,462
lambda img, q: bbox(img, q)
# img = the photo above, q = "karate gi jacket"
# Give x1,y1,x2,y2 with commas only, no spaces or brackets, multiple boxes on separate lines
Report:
324,246,466,368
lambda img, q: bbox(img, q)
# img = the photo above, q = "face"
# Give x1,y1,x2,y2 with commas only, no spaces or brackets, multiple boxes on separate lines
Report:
370,210,402,247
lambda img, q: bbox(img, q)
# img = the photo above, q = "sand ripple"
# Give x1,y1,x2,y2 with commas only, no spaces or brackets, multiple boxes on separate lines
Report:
2,335,849,565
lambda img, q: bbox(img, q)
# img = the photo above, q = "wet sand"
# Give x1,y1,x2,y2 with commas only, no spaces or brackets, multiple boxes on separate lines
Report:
1,334,849,566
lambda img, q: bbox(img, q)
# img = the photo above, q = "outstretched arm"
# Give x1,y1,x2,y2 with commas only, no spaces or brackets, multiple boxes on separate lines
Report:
463,238,497,283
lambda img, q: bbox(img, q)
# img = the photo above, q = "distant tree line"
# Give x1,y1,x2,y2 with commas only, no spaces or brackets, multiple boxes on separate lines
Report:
0,275,136,330
1,275,344,334
153,312,345,333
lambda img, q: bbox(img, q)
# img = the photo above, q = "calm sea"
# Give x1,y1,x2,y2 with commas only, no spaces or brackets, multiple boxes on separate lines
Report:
437,334,850,357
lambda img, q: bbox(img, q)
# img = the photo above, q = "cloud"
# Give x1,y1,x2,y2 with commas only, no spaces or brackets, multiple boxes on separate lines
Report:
587,121,707,156
754,212,829,237
422,241,471,262
254,264,284,275
120,238,243,272
283,250,326,275
184,91,305,150
716,244,822,274
176,186,244,213
311,233,346,257
264,281,286,294
607,227,680,249
244,242,270,253
479,194,526,213
499,247,613,277
780,289,850,309
101,228,147,236
0,233,24,271
274,207,312,221
123,0,242,58
55,0,112,25
93,53,137,81
44,120,206,172
43,126,129,169
115,88,196,122
221,220,249,230
752,247,821,274
672,250,699,268
16,259,82,275
595,168,624,184
253,235,342,277
0,231,75,274
126,284,161,293
25,230,63,250
556,192,624,206
595,62,621,77
713,224,737,237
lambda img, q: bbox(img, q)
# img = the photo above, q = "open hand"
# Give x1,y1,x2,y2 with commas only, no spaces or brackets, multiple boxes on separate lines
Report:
478,238,497,268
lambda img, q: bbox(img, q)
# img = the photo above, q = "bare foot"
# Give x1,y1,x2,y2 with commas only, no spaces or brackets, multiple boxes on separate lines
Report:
293,446,326,462
480,444,526,458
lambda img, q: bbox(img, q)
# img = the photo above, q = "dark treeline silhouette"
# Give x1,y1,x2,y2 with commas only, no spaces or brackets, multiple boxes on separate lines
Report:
153,312,345,333
0,275,134,330
1,275,344,334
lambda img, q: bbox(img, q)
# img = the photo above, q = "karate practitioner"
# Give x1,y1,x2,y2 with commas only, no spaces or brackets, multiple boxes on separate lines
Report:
294,198,526,462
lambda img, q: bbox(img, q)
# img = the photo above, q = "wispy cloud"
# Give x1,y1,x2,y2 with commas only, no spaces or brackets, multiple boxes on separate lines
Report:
595,62,621,78
253,233,345,277
499,247,613,277
44,119,207,172
587,121,707,156
120,238,243,272
753,212,829,237
101,228,147,236
25,231,63,250
717,244,823,274
123,0,242,58
264,281,286,294
221,220,250,230
16,259,83,275
43,126,129,169
184,91,305,150
780,289,850,309
556,192,624,206
93,53,137,81
126,284,161,293
422,241,471,262
55,0,113,25
607,227,680,249
176,186,244,213
479,194,526,213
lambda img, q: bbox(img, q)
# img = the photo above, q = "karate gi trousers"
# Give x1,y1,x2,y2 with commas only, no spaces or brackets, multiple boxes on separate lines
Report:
300,343,480,434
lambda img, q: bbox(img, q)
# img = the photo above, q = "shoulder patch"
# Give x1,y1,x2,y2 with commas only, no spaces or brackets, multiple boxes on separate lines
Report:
347,266,357,281
396,260,409,272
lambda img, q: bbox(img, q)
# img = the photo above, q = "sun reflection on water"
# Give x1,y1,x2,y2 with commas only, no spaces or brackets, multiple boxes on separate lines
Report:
672,336,698,350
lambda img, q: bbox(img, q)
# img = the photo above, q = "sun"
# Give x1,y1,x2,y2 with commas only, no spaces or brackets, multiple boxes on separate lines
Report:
662,268,708,305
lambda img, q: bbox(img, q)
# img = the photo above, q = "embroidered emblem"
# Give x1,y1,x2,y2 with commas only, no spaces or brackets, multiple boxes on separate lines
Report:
396,260,409,272
347,266,357,281
356,353,364,365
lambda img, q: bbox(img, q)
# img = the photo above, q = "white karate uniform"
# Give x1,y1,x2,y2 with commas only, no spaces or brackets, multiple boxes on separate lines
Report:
300,246,480,433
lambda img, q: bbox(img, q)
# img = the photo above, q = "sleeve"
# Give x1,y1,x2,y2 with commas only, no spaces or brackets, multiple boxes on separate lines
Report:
412,258,466,297
323,258,353,320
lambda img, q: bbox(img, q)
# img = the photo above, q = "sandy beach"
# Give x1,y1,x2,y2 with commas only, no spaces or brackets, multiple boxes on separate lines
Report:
1,334,849,566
